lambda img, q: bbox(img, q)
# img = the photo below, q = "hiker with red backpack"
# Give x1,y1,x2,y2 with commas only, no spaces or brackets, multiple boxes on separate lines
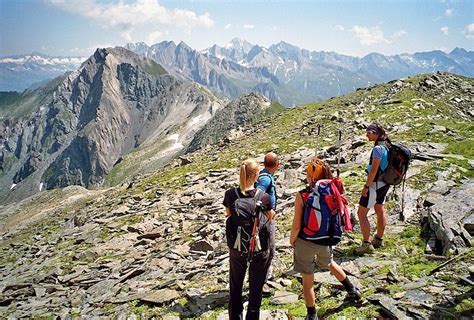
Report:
290,157,361,320
223,158,275,320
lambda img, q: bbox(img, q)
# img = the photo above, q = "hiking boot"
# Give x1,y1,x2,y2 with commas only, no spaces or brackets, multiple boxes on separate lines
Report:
305,313,318,320
345,287,362,302
355,241,374,255
371,236,383,249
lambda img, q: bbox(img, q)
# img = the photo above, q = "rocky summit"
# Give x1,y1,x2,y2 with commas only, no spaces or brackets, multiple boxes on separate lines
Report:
0,47,277,206
0,72,473,318
0,47,226,205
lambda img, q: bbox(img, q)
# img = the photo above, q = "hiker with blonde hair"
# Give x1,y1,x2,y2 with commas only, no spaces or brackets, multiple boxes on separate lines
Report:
290,157,361,320
223,158,275,319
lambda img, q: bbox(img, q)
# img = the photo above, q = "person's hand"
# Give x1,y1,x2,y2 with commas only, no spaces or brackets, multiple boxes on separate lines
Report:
362,186,369,197
264,210,275,221
290,235,297,247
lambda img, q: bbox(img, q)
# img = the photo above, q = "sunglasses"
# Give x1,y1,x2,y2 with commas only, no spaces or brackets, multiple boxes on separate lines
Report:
366,130,376,135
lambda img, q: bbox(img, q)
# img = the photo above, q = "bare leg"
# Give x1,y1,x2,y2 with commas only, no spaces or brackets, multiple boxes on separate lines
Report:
302,273,315,307
357,205,371,241
374,204,386,238
328,261,346,281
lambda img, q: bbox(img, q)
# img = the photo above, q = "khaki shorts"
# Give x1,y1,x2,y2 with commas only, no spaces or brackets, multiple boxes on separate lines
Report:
293,237,333,274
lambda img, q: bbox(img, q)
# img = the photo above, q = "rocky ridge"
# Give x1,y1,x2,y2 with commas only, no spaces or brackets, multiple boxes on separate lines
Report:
0,72,473,318
186,92,272,153
0,47,225,204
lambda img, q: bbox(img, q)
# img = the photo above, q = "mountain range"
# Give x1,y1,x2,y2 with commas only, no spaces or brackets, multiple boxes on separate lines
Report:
126,39,474,106
0,53,84,92
2,40,473,107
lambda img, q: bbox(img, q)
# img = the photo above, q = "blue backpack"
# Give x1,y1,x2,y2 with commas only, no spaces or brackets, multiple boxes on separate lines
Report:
298,179,350,246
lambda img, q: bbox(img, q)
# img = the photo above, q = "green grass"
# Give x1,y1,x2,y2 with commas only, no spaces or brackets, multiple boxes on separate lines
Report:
454,298,474,315
140,60,167,77
377,225,438,278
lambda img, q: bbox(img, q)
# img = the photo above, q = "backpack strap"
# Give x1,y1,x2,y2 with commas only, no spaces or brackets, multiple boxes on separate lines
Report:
299,186,311,204
234,187,240,199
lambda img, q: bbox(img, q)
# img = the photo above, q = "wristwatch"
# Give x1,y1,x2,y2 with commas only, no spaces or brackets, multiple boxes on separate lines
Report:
364,185,370,189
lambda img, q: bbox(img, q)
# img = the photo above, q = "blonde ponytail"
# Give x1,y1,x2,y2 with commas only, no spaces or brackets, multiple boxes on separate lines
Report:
240,163,247,195
239,159,260,195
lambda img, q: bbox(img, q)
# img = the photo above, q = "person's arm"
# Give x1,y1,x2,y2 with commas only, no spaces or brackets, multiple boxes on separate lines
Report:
262,193,275,220
290,193,304,247
225,207,232,217
256,175,270,192
264,209,275,221
362,157,381,196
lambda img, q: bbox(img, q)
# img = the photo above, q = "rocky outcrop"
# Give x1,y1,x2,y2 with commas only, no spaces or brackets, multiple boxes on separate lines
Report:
186,93,271,152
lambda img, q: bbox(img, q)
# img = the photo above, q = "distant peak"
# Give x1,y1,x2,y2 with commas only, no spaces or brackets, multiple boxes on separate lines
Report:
30,51,49,57
226,38,253,49
177,41,192,50
270,41,300,51
450,47,467,55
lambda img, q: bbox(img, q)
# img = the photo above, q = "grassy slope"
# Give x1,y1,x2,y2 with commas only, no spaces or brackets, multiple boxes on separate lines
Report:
2,73,473,318
0,73,68,119
122,73,473,317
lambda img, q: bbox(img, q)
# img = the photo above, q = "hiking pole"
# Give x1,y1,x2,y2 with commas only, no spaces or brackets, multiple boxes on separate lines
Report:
337,129,342,178
399,176,406,221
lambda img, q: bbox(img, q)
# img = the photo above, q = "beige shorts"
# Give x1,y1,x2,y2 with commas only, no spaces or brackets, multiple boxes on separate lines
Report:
293,237,333,274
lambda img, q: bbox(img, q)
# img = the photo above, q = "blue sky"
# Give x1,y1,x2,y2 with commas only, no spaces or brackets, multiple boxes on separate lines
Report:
0,0,473,58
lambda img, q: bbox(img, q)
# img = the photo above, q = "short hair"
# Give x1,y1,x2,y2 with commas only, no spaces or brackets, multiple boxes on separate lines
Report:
263,152,279,168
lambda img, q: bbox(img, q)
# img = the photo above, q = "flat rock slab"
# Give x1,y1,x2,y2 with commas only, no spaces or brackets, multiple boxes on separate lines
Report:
403,290,433,306
271,290,299,305
367,294,409,320
139,289,179,305
313,271,361,289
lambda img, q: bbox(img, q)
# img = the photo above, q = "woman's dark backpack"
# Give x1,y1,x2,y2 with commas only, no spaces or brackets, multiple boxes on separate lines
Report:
381,143,412,185
225,189,270,260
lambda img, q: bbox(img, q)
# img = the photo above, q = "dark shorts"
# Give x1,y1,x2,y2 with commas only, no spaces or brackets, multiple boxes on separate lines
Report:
359,182,390,209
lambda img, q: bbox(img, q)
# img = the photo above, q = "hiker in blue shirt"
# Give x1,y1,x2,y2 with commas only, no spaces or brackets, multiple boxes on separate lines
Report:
355,123,391,255
255,152,279,281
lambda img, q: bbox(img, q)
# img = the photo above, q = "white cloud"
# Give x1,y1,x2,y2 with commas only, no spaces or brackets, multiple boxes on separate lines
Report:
392,30,407,39
334,24,345,31
445,9,453,17
243,24,255,29
440,26,449,35
224,24,232,29
46,0,214,41
351,26,407,46
147,30,164,45
465,23,474,39
120,31,133,42
351,25,390,46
